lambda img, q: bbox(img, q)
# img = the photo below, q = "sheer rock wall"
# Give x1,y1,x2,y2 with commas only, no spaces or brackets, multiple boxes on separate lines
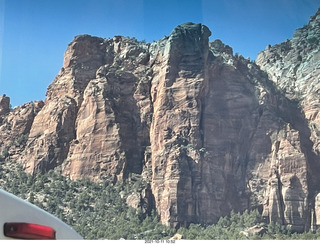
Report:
2,10,320,230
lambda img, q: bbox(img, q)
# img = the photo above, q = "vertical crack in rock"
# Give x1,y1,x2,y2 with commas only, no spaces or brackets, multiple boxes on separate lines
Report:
257,8,320,232
150,23,211,227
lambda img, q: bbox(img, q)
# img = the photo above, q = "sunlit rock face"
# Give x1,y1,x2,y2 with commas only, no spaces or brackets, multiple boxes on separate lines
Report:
2,8,320,230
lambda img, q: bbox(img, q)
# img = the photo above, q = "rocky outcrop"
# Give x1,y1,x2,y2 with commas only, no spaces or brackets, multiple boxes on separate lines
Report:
241,225,267,237
257,7,320,232
2,7,320,231
261,125,309,231
22,97,77,173
256,8,320,101
149,23,212,227
0,100,43,160
147,23,291,228
61,36,153,181
0,95,10,116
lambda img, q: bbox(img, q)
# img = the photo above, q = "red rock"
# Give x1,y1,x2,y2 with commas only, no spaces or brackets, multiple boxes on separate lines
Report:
1,9,320,231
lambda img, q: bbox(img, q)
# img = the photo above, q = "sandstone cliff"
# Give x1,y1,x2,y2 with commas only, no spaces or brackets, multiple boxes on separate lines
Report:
1,8,320,231
257,8,320,231
0,96,43,162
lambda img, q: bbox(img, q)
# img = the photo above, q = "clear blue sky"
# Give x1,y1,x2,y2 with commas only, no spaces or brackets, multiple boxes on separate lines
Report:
0,0,319,107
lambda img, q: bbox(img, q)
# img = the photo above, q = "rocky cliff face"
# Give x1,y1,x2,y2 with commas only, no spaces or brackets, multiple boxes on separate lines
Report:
0,96,43,162
2,8,320,231
257,8,320,231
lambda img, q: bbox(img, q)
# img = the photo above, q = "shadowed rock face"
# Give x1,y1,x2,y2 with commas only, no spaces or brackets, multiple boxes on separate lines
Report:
257,8,320,232
2,9,320,230
0,95,10,116
0,100,43,161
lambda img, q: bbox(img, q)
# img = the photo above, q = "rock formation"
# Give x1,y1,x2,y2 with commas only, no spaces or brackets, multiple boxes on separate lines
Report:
0,95,10,116
0,100,43,161
257,7,320,232
1,7,320,231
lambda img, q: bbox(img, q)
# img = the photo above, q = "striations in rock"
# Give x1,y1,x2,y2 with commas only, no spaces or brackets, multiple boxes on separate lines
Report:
0,100,44,161
257,7,320,232
1,7,320,231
